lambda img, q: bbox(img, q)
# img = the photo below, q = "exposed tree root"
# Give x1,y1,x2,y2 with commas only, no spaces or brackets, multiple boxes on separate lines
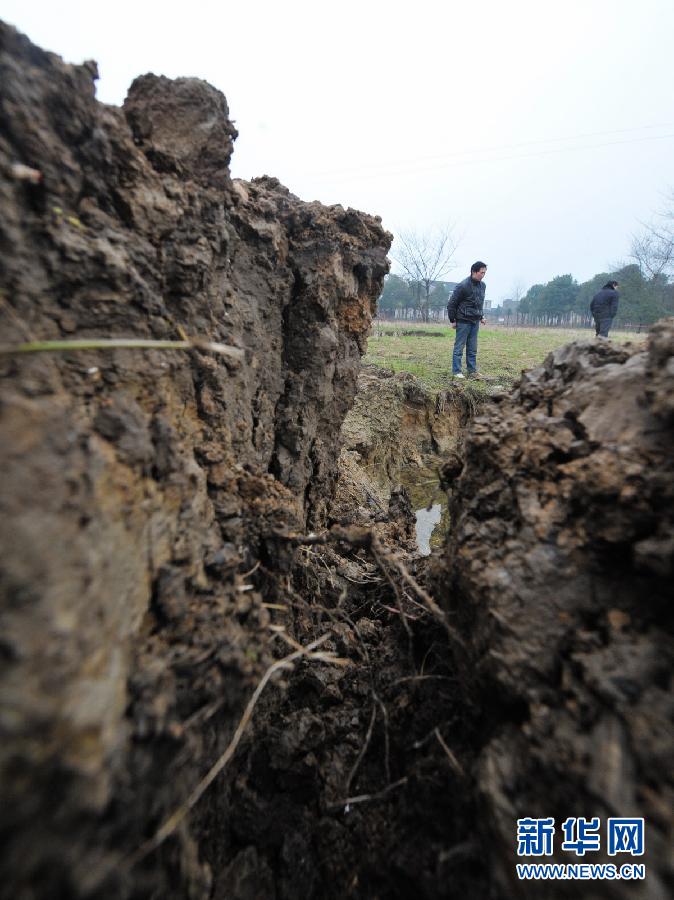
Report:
271,524,465,649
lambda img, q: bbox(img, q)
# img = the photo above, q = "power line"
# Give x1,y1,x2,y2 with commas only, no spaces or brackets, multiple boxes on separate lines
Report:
302,131,674,183
305,122,674,177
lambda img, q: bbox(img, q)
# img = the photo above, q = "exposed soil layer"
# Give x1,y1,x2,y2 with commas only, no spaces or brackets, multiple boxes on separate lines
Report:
0,22,406,899
214,536,487,900
338,367,473,555
432,328,674,899
1,22,673,900
340,366,470,498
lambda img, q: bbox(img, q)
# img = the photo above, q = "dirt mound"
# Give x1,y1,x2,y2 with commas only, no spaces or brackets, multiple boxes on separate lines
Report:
432,325,674,898
0,21,391,898
2,21,673,900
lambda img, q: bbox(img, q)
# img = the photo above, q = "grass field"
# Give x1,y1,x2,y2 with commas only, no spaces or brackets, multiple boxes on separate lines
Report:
363,323,643,392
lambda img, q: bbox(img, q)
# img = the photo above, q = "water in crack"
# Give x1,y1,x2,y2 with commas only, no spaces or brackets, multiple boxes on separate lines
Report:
399,457,449,555
415,503,442,555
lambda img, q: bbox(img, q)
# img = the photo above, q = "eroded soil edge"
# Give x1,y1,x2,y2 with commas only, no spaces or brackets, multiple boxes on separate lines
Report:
1,22,673,900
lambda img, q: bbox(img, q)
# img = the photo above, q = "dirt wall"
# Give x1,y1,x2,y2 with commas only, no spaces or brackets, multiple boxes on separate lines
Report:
340,366,470,497
2,21,673,900
432,327,674,899
0,22,390,898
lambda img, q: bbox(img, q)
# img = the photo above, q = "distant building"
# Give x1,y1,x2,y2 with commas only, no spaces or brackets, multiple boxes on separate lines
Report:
432,281,458,319
502,298,520,312
484,297,520,319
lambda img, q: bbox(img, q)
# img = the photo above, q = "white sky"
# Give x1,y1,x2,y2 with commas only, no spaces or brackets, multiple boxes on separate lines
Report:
2,0,673,301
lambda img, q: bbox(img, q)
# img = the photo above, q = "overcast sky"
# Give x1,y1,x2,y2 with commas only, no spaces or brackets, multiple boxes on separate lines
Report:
2,0,673,301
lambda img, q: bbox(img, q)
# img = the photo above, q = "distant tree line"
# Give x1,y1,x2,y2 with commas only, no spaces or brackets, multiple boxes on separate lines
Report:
379,193,673,328
493,265,673,329
377,274,455,320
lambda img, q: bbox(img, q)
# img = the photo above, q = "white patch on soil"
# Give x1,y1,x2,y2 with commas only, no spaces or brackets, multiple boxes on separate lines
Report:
415,503,442,556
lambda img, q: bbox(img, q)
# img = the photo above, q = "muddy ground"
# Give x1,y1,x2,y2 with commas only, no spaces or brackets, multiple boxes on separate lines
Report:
431,329,674,899
1,21,673,900
337,366,471,555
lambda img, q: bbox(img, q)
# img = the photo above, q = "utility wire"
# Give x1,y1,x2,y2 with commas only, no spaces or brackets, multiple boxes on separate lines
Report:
301,131,674,182
305,122,674,177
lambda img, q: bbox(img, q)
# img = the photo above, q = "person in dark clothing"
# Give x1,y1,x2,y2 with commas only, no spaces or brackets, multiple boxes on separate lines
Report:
446,261,487,378
590,280,620,337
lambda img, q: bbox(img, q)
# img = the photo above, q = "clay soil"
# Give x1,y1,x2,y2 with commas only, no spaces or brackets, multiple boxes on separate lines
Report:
1,20,673,900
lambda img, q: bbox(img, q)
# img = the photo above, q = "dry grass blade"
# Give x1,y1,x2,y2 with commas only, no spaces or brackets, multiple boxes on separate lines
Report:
0,337,245,359
345,704,378,796
327,776,409,811
392,674,454,686
374,694,391,784
434,728,465,778
272,630,351,667
371,535,465,649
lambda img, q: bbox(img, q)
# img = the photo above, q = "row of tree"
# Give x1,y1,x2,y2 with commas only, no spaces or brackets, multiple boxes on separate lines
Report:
378,273,453,319
379,193,674,327
502,265,674,328
378,264,674,328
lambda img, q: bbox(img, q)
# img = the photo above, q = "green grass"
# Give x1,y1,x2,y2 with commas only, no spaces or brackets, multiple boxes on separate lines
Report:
363,323,643,392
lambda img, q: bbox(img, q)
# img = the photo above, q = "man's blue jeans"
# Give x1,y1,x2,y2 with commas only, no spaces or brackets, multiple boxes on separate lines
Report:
452,321,480,374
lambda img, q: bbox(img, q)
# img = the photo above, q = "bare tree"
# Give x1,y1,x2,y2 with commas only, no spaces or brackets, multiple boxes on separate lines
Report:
393,226,459,322
631,191,674,280
510,280,526,303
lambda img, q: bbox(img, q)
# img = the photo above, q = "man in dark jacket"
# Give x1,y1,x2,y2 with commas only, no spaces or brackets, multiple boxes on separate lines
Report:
447,261,487,378
590,281,620,337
